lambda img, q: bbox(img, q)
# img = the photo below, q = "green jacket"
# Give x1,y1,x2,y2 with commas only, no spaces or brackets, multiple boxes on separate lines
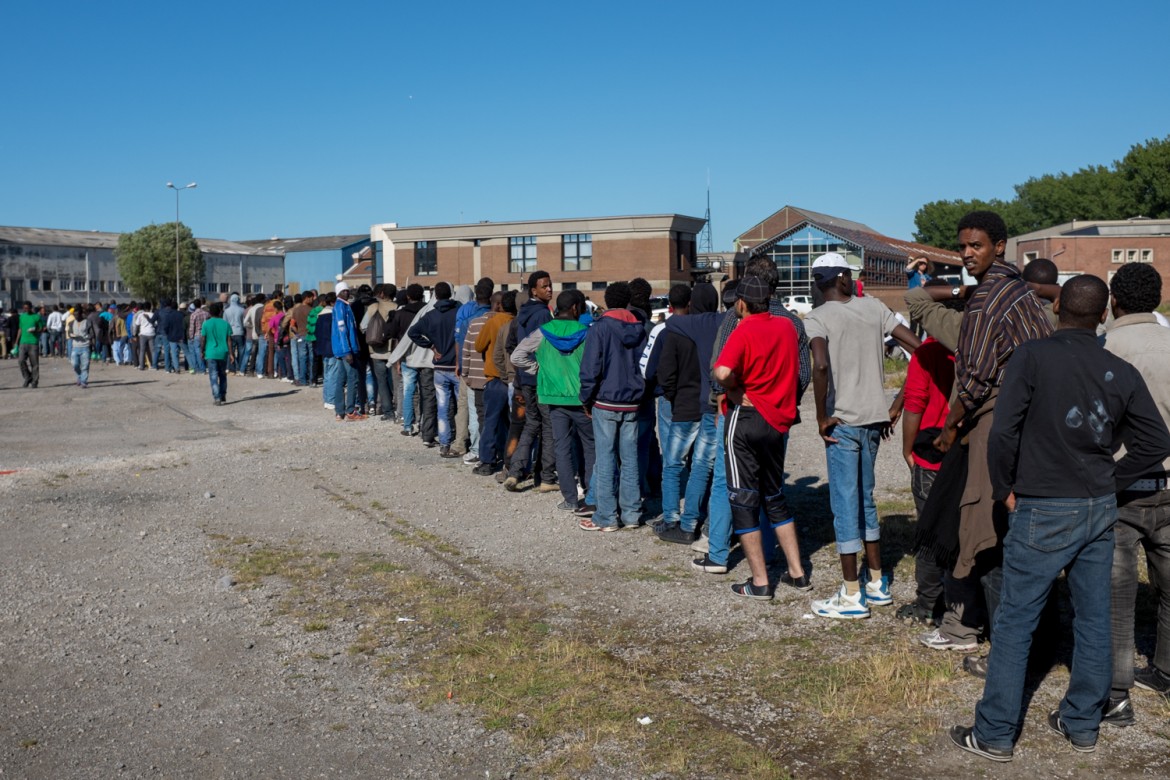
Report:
306,305,322,343
535,319,589,406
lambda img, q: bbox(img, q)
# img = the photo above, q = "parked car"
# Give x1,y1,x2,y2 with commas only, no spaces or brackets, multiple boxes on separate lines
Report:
782,295,812,315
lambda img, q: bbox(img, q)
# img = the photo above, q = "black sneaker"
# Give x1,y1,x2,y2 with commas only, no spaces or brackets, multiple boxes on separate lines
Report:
949,725,1012,762
1133,664,1170,696
691,555,728,574
657,526,697,545
472,462,499,477
439,445,460,459
573,504,596,517
423,440,437,448
556,500,580,512
1102,695,1134,728
779,571,812,591
1047,709,1096,753
963,655,988,679
731,578,774,601
651,519,675,535
895,603,938,626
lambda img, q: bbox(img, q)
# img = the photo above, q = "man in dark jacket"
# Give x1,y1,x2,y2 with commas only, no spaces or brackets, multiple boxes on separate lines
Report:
157,300,186,373
951,274,1170,762
578,282,649,532
656,282,721,544
505,270,556,489
409,282,462,457
388,285,426,436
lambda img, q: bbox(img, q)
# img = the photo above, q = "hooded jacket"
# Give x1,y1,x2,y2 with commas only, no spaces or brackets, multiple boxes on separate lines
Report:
224,294,246,336
579,309,648,411
508,297,552,387
408,298,461,369
331,296,359,359
510,319,591,407
159,305,185,342
659,284,721,421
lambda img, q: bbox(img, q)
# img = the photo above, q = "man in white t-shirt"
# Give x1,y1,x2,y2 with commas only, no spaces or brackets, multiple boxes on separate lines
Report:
804,253,920,619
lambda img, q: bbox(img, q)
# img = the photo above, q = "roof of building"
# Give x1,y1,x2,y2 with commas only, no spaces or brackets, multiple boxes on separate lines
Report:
376,213,706,242
739,207,959,265
0,225,281,256
237,235,369,253
1014,217,1170,241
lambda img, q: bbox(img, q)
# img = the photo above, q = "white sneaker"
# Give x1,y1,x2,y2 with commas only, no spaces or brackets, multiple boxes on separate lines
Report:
324,402,334,410
918,628,978,652
462,451,479,465
811,583,870,620
864,575,893,606
690,534,710,553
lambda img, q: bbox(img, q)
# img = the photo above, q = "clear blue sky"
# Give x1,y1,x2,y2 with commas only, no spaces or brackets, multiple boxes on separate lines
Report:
3,1,1167,250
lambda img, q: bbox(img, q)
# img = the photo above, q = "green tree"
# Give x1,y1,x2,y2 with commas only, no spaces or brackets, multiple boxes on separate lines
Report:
912,198,1033,248
1117,136,1170,219
1013,165,1131,228
116,222,204,304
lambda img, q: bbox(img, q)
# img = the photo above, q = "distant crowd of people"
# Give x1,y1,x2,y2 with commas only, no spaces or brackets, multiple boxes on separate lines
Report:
7,210,1170,762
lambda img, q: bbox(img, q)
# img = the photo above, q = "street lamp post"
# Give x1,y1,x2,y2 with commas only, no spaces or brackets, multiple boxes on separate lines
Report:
166,182,197,303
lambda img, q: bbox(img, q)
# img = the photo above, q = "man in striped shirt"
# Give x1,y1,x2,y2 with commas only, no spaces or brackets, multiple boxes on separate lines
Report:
929,210,1053,657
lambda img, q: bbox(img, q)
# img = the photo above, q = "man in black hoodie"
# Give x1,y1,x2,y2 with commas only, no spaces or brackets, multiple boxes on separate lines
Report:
409,282,462,457
504,270,556,490
656,282,722,544
387,284,426,436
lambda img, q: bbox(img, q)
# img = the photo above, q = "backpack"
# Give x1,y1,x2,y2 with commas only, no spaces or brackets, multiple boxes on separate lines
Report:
364,308,393,348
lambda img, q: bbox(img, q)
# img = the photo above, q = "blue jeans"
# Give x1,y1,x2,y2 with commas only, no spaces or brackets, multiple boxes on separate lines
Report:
292,338,310,384
679,412,718,533
434,370,460,446
207,359,227,401
480,378,510,467
166,339,182,372
592,407,642,529
254,339,267,376
229,335,245,373
154,335,168,370
322,357,342,408
659,399,692,525
333,357,359,415
401,365,419,429
974,495,1116,750
70,344,90,385
187,337,205,373
824,422,883,555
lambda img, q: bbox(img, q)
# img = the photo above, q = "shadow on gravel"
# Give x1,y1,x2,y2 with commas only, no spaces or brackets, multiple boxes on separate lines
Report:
232,391,301,403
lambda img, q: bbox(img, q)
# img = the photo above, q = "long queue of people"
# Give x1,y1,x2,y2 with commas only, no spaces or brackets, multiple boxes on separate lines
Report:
9,209,1170,762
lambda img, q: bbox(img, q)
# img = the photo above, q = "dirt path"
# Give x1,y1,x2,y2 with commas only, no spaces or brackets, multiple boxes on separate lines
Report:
2,357,1167,778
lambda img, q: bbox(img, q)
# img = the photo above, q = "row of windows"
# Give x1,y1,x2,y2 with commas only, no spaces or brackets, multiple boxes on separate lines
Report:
1,278,130,293
1111,248,1154,264
413,234,595,276
0,278,262,295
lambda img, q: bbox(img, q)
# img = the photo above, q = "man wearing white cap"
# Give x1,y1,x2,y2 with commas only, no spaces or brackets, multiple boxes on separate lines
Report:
330,281,362,420
804,253,920,619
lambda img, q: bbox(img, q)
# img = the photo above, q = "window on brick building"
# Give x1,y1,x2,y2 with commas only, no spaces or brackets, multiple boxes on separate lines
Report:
591,281,607,291
415,241,437,276
562,234,592,272
509,236,537,274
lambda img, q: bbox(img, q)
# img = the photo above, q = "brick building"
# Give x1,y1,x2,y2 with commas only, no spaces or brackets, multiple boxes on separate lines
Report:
1008,218,1170,302
734,205,961,311
370,214,705,301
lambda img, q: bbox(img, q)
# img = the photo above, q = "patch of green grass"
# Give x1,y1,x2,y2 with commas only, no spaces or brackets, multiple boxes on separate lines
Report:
20,739,38,749
621,566,678,583
370,500,385,510
304,621,329,632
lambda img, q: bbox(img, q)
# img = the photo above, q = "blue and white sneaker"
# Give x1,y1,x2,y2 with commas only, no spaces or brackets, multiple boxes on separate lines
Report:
864,574,893,606
811,583,870,620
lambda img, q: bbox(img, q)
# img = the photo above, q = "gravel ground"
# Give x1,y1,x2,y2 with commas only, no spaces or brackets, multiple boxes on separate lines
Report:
3,356,1169,778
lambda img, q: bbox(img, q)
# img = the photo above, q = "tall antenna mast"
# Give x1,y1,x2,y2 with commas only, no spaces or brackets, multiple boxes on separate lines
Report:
699,170,713,253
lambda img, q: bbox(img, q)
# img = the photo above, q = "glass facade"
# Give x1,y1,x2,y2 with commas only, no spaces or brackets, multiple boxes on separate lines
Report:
759,226,861,296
